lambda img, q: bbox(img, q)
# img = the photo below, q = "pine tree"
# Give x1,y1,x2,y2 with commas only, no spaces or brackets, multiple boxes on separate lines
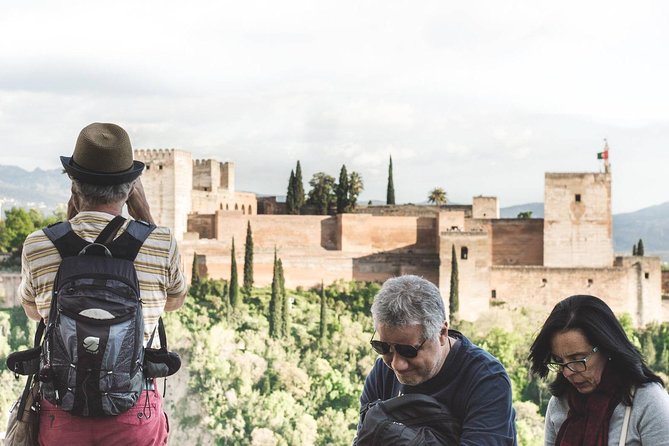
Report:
386,155,395,205
243,221,254,294
336,164,350,213
279,259,290,338
191,252,200,285
294,161,305,213
269,250,281,338
637,239,645,256
319,280,327,345
286,170,296,214
229,237,240,308
449,244,459,318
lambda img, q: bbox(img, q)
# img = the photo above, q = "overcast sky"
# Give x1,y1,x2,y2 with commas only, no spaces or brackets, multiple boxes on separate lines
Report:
1,1,667,213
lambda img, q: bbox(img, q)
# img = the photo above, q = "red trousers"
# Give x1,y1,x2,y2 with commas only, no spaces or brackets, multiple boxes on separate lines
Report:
39,389,169,446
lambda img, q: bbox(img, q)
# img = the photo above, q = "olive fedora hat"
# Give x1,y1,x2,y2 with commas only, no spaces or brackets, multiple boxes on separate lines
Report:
60,122,144,185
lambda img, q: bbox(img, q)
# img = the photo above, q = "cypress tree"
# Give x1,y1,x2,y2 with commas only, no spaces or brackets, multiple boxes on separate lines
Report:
449,244,459,318
243,221,254,294
294,161,305,213
229,238,240,308
286,170,296,214
386,155,395,205
269,250,281,338
633,243,638,256
637,239,645,256
336,164,350,213
191,252,200,285
319,280,327,344
279,259,290,338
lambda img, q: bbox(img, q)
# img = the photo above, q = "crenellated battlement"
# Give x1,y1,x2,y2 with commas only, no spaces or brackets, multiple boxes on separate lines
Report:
134,148,178,163
193,158,221,167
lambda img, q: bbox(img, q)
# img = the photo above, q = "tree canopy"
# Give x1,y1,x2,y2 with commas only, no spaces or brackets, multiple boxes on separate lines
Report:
307,172,336,215
427,187,447,207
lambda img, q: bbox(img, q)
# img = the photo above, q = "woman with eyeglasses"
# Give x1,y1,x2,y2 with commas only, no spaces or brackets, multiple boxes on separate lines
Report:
529,295,669,445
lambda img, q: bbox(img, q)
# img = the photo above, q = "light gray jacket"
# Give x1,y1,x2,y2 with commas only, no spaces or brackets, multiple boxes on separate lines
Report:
544,382,669,445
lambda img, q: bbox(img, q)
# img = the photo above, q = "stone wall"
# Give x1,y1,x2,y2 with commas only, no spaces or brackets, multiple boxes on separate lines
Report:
490,256,663,325
472,196,499,219
191,190,256,216
0,273,21,308
181,213,440,290
491,219,543,266
544,172,613,268
338,214,437,253
439,230,491,321
192,159,220,192
187,214,217,240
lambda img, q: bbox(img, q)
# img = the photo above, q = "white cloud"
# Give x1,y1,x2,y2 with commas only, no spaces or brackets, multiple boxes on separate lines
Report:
0,0,668,212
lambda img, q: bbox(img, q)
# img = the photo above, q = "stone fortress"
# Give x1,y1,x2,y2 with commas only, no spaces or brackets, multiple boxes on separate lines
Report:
133,149,668,326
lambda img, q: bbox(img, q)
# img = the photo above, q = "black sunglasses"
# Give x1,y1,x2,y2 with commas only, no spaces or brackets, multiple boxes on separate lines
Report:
369,330,427,359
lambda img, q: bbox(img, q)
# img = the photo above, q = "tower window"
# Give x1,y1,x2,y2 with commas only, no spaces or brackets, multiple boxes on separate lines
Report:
587,278,593,287
575,194,581,202
460,247,468,260
542,278,547,286
645,272,650,279
491,290,497,299
159,165,163,170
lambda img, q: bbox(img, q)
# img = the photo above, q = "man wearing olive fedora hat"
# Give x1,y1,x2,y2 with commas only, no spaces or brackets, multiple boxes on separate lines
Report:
19,122,187,445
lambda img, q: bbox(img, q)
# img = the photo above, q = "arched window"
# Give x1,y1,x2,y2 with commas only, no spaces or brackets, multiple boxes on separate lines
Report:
235,204,238,210
248,205,252,214
226,204,229,210
242,204,246,215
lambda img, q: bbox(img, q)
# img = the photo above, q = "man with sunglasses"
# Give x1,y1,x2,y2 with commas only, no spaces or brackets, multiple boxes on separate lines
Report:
354,275,517,445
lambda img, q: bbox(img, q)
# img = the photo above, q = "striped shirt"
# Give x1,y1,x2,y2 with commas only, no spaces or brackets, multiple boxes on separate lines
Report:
18,211,187,343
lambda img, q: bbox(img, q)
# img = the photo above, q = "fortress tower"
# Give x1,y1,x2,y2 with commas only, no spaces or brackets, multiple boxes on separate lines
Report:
135,149,193,240
543,171,613,267
135,149,257,240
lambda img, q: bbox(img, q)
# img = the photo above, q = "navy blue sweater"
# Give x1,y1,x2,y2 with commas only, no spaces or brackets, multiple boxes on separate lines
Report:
356,330,517,445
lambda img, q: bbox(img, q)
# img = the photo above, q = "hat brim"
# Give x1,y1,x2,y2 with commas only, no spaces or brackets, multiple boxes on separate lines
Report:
61,156,144,185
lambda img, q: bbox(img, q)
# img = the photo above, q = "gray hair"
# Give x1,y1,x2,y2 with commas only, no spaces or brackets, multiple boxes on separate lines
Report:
371,275,447,341
71,178,135,207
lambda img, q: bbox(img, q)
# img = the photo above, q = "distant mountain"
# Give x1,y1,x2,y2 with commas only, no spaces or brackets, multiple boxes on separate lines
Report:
0,166,69,214
500,202,544,219
612,202,669,260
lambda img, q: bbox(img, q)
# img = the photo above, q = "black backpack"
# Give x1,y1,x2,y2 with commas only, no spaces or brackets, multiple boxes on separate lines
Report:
39,216,154,417
354,393,461,446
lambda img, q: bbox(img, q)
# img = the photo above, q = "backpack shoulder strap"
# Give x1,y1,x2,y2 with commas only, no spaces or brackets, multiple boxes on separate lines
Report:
94,215,127,245
42,221,87,258
107,220,156,261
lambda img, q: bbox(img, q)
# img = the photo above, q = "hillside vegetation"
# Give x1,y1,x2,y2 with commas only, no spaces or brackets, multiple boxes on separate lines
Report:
2,281,669,445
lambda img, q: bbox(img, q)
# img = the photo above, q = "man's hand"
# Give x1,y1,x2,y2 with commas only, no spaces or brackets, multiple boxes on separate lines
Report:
126,179,155,224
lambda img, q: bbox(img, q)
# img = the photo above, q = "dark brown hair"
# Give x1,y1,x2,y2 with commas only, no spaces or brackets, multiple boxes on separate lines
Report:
528,295,664,405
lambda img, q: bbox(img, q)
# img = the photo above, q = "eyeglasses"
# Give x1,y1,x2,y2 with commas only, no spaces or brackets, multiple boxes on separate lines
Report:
546,347,599,373
369,330,427,359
